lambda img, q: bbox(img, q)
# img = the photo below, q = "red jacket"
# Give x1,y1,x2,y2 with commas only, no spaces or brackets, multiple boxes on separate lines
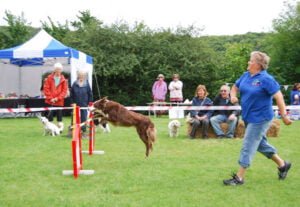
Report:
43,73,68,106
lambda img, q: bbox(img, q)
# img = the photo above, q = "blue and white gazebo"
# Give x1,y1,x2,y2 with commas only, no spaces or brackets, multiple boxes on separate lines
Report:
0,29,93,97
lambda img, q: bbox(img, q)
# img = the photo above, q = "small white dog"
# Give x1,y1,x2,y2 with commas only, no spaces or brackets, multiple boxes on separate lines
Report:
168,119,181,137
38,116,63,136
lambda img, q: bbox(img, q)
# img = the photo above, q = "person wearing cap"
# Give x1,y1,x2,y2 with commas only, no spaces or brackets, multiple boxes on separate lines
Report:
152,74,168,115
43,62,68,130
168,74,183,103
70,70,93,138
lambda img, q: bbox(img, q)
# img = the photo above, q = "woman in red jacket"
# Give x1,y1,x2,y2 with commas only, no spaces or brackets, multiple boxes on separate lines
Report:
43,62,68,130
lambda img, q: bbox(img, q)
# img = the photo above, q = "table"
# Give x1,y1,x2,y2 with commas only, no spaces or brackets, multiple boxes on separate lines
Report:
146,102,191,118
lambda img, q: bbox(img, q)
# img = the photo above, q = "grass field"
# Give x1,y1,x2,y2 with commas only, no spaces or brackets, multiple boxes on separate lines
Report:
0,116,299,207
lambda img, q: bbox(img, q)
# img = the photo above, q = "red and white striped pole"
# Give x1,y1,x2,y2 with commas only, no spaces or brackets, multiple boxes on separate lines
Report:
82,102,105,155
88,107,95,155
63,104,94,178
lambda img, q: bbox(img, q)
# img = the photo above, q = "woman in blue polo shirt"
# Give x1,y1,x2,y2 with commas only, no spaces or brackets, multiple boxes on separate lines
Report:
223,51,292,186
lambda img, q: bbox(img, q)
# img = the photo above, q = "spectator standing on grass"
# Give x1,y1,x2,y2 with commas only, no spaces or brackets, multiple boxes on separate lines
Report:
43,62,68,130
210,85,240,138
152,74,167,115
70,70,93,138
168,73,183,103
189,84,213,139
223,51,292,186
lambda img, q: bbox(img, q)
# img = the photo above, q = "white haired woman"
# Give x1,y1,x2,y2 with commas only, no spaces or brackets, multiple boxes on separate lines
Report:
70,70,93,138
223,51,292,186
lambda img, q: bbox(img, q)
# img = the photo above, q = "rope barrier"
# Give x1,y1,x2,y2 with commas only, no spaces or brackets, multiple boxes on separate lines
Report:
1,105,300,114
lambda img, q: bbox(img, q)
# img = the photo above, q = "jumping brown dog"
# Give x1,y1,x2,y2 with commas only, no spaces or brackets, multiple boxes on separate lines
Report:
93,97,156,157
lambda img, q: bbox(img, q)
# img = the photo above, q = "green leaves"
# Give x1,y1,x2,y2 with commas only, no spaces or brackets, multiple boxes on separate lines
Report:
268,1,300,83
2,4,300,105
0,11,32,48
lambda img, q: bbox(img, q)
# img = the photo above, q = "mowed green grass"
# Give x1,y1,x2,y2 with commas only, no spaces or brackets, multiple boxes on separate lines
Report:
0,116,299,207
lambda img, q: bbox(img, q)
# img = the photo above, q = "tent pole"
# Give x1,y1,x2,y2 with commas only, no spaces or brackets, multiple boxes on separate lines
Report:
93,72,101,99
18,66,22,96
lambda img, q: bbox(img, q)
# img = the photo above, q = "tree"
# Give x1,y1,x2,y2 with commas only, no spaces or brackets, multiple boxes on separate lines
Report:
0,11,32,48
222,42,252,84
41,17,69,40
267,1,300,84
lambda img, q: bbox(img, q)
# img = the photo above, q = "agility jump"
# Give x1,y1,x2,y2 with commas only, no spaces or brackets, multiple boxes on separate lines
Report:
62,104,94,178
82,104,105,155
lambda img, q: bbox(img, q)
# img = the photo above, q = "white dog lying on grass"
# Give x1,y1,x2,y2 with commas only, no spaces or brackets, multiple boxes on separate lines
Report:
38,116,63,136
168,119,181,137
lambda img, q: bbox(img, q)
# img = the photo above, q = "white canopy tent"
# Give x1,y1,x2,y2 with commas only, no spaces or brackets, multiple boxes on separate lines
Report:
0,29,93,97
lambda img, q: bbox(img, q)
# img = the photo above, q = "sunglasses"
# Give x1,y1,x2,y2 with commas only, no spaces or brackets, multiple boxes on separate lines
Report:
220,90,228,92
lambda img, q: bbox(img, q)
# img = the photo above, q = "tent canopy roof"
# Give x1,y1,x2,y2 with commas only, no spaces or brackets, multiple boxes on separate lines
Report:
0,29,92,66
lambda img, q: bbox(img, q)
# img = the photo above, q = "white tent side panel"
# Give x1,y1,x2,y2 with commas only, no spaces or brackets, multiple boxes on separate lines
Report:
21,65,71,97
0,64,20,95
20,65,71,97
70,56,93,88
0,62,71,97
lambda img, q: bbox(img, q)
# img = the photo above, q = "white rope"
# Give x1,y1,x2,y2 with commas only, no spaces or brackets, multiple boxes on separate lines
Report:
1,105,300,113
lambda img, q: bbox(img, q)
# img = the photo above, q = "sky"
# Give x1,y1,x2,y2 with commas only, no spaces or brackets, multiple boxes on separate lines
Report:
0,0,290,36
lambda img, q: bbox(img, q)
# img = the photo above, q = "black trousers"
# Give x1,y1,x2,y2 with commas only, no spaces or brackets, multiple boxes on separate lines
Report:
43,103,63,122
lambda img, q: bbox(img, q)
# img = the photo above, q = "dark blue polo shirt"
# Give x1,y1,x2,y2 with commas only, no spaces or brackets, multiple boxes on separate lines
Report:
235,70,280,123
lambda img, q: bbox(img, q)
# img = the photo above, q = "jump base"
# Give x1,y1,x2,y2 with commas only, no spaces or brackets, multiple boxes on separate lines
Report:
82,150,105,155
62,170,95,176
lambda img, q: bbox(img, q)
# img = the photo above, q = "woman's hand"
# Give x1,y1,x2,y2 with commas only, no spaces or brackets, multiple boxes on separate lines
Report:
50,97,57,103
282,116,292,125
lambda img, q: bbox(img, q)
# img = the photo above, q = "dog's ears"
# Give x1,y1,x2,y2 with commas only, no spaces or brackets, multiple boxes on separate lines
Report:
93,96,109,108
102,96,108,102
99,96,109,104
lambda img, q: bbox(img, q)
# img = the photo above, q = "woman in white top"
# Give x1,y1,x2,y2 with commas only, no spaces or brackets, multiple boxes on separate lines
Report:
168,74,183,103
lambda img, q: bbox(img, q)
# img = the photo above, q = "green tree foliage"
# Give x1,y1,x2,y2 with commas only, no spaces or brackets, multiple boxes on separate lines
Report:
1,7,298,105
267,1,300,84
0,11,32,48
41,17,69,40
222,42,252,83
56,11,221,104
202,33,268,92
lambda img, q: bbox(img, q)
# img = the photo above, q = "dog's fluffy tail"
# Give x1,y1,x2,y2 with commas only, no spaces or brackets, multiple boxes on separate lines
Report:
146,123,156,155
